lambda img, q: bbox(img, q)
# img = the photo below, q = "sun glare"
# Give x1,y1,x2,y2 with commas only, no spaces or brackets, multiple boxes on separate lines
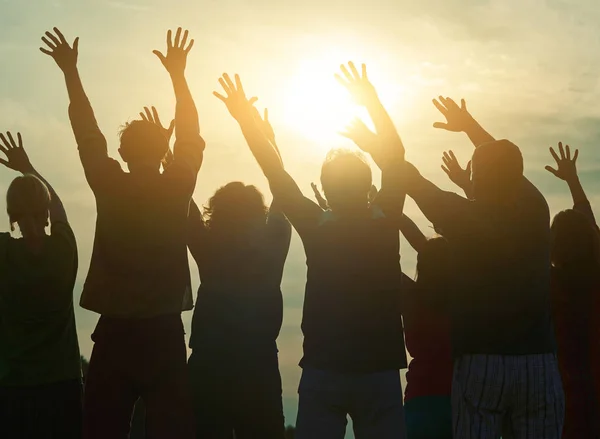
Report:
282,56,369,147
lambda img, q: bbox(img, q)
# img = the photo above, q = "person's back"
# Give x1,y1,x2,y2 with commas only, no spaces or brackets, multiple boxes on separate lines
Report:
0,132,82,439
301,208,405,372
448,174,554,356
82,163,195,316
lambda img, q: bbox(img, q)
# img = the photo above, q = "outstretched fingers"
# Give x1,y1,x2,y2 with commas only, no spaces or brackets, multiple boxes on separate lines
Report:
549,146,560,165
545,165,559,178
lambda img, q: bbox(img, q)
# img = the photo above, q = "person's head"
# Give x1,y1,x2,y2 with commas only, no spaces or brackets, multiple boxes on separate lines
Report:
551,209,600,269
471,139,524,203
6,174,50,238
118,120,169,171
415,236,452,295
320,149,372,212
204,182,268,234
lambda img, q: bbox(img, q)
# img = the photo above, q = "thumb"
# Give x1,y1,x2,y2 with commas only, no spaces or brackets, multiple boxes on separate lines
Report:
153,50,167,65
466,160,472,173
168,119,175,134
545,166,560,178
461,99,467,111
73,37,79,53
433,122,449,130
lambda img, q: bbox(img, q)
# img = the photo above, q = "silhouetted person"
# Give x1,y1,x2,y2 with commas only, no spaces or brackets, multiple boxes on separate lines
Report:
187,184,291,439
397,215,453,439
0,132,82,439
406,97,562,439
213,63,407,439
41,27,203,439
545,143,600,438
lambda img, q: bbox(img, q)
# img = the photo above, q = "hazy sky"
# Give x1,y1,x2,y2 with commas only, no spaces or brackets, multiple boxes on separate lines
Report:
1,0,600,435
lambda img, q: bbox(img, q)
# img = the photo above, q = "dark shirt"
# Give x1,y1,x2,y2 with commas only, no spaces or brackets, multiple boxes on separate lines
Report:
0,222,81,386
551,200,600,438
69,93,204,318
407,171,555,356
286,200,406,373
187,204,292,365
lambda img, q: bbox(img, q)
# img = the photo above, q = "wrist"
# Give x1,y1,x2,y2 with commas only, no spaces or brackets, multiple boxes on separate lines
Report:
566,176,581,186
62,65,79,77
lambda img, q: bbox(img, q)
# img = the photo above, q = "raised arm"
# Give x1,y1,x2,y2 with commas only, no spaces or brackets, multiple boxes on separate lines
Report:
336,62,404,166
399,214,428,254
40,28,115,189
0,132,67,224
154,28,203,174
213,73,322,230
403,161,476,240
441,150,474,199
433,97,495,148
545,142,596,224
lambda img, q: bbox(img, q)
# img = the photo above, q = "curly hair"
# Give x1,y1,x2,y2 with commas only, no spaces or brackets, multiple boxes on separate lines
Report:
203,182,268,231
119,120,169,164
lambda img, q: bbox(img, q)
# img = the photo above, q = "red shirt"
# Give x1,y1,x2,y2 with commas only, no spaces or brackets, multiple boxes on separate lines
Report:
401,274,453,401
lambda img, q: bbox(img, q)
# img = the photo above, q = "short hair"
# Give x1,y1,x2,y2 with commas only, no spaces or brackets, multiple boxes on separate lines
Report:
119,120,169,164
320,149,372,196
6,174,51,226
471,139,524,200
203,182,268,230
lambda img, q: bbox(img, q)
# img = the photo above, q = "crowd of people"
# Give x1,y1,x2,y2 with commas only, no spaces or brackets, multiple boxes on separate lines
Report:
0,25,598,439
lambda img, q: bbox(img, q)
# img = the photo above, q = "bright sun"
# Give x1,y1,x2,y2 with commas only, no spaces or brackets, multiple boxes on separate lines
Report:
282,57,370,146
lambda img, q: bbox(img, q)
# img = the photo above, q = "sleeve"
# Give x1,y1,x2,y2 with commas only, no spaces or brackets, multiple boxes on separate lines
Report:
164,135,206,194
68,101,124,192
268,171,323,237
49,221,79,296
573,200,599,230
265,207,292,270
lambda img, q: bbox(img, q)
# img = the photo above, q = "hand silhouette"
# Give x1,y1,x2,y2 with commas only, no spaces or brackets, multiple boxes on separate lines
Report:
545,142,579,182
0,132,33,173
153,28,194,75
214,73,258,122
335,62,378,106
433,97,473,132
39,27,79,72
140,106,175,142
340,118,378,155
441,150,471,189
139,106,175,166
311,183,329,209
252,107,275,144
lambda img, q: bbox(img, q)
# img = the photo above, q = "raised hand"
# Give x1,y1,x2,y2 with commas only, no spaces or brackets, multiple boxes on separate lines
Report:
140,106,175,142
0,132,34,174
39,27,79,72
335,62,378,106
214,73,257,123
441,150,471,189
252,107,275,144
311,183,329,209
153,28,194,75
340,118,379,154
545,142,579,182
433,97,474,132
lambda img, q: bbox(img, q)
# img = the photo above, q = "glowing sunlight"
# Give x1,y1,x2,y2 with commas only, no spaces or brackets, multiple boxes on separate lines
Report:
282,56,368,147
